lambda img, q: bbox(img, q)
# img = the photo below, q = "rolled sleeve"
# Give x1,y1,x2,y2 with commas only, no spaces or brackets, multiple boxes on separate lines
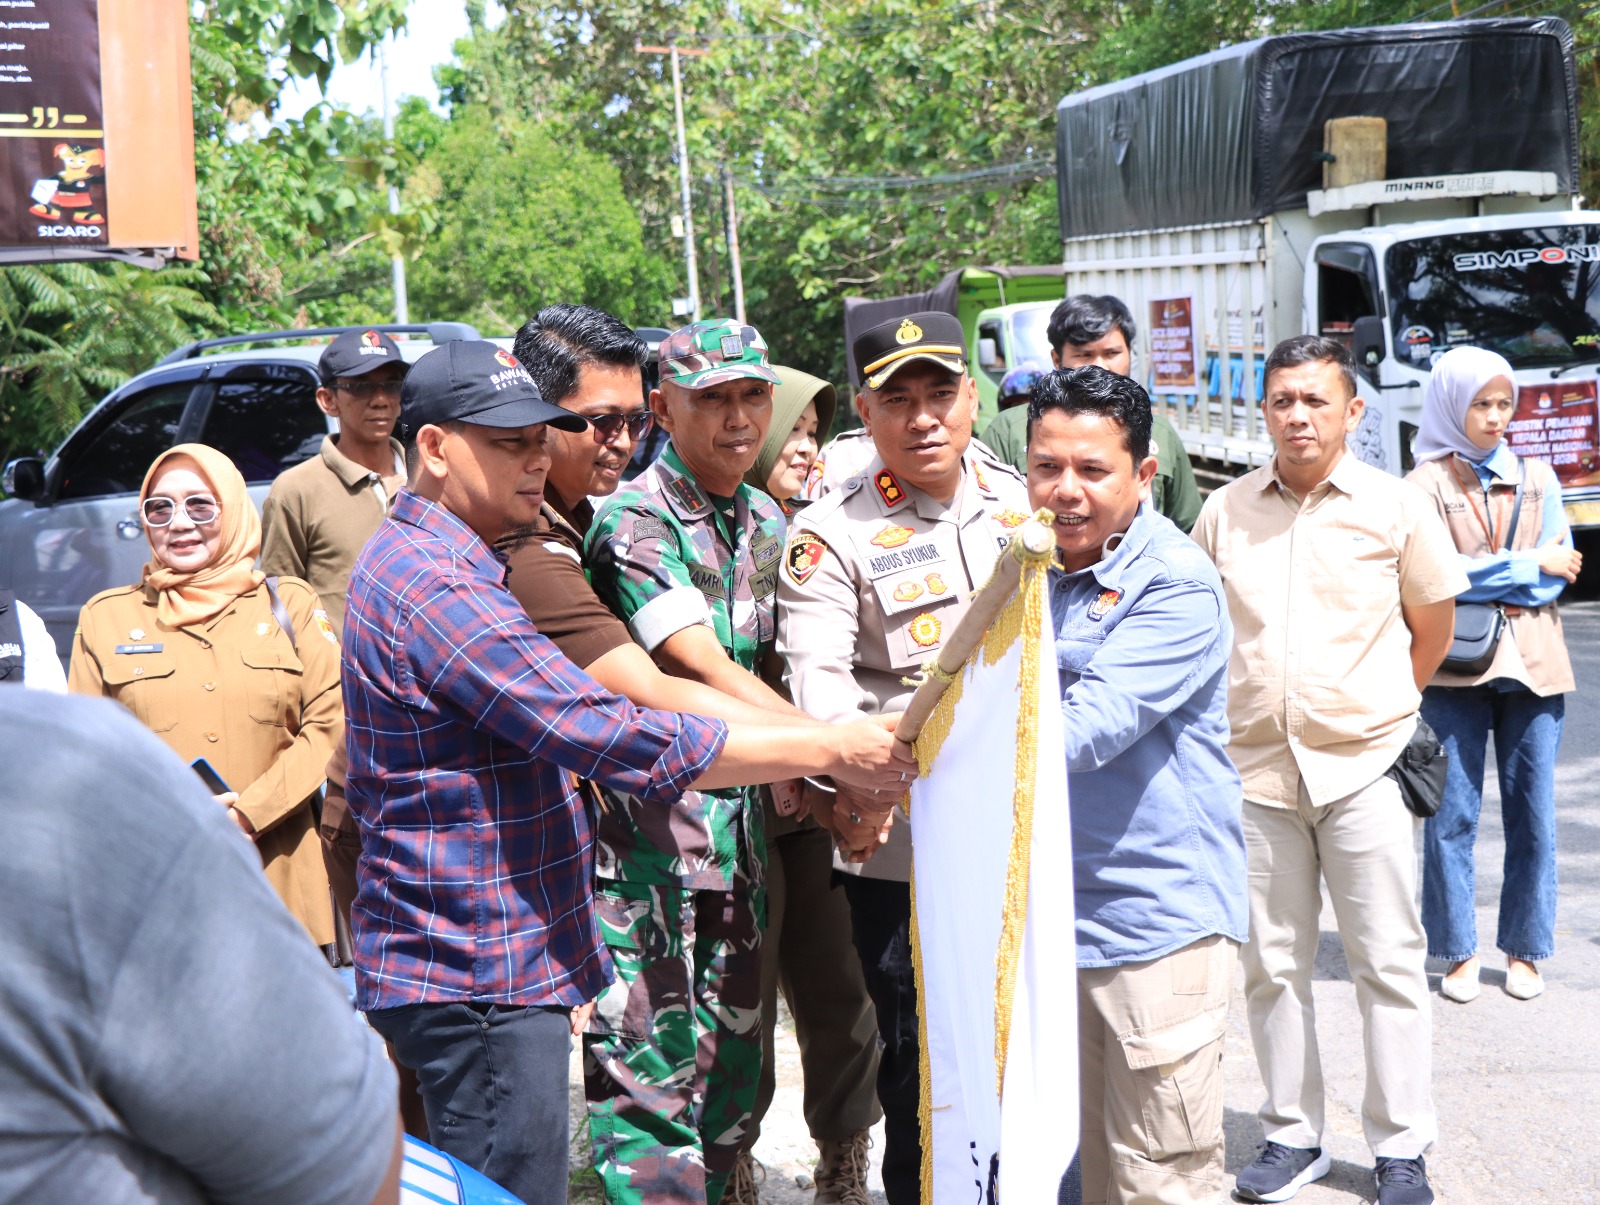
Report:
629,585,713,652
587,502,708,649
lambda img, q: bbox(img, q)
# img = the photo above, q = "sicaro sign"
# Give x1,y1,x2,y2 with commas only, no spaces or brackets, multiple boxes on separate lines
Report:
0,0,197,265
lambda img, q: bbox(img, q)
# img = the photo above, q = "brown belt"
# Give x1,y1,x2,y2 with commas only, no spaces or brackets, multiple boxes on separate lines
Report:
1503,605,1538,618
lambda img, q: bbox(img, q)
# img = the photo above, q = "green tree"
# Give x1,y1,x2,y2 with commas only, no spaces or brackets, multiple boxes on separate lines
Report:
406,110,674,331
0,263,219,465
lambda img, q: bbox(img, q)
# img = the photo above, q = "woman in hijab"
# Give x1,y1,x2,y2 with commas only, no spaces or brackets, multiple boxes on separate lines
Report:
727,368,880,1204
69,443,341,947
750,364,835,514
1405,347,1581,1003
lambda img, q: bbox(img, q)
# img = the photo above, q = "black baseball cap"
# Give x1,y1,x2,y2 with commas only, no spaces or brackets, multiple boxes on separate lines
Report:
852,311,968,391
400,340,589,438
319,328,410,383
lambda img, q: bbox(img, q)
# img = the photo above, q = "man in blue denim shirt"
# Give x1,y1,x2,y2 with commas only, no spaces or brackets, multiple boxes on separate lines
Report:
1025,366,1247,1205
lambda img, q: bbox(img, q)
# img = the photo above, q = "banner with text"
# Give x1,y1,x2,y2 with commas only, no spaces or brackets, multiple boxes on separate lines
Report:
1508,380,1600,490
0,0,106,248
1148,296,1199,394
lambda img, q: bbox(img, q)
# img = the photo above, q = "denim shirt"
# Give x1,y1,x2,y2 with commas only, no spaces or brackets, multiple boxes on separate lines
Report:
1052,504,1248,968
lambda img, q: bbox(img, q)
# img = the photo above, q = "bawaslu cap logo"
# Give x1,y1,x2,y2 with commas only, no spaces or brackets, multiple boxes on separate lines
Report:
494,348,519,368
358,329,389,356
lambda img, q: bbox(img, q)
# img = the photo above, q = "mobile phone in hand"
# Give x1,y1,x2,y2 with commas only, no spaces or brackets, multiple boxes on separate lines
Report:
190,757,231,795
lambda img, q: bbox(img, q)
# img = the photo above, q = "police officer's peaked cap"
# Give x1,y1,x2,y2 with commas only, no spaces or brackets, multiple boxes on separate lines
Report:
853,311,967,391
400,340,588,438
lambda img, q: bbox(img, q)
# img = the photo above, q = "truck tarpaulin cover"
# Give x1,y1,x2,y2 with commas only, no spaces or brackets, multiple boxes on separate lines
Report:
1055,18,1578,239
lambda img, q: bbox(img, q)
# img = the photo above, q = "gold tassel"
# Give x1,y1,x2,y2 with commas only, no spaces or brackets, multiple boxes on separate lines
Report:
909,866,935,1205
992,561,1045,1098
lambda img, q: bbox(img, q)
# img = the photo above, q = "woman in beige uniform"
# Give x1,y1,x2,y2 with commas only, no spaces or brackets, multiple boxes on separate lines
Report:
68,443,340,947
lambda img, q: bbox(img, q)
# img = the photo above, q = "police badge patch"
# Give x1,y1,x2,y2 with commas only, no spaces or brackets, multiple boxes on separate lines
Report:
785,532,829,585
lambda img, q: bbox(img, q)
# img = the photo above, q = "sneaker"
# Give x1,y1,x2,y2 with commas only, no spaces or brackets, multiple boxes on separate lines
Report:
1374,1155,1434,1205
724,1148,765,1205
1235,1141,1332,1202
814,1129,872,1205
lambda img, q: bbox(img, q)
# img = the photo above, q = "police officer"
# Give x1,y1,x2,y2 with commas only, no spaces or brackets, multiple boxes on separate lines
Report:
776,312,1031,1205
583,319,818,1205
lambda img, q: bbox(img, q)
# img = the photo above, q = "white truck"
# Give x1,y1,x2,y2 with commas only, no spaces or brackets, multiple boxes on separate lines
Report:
1053,16,1600,528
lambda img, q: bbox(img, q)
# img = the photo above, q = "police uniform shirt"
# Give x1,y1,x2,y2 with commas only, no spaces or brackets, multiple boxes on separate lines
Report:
776,450,1031,881
803,424,1018,506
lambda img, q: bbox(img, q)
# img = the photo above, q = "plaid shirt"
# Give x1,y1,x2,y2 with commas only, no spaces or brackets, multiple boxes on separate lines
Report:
341,491,727,1011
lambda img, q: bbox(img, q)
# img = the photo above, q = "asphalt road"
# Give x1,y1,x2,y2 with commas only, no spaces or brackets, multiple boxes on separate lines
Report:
566,606,1600,1203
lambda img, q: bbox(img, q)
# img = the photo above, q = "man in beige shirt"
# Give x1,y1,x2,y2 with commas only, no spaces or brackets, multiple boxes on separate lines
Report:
1193,337,1466,1205
260,328,409,636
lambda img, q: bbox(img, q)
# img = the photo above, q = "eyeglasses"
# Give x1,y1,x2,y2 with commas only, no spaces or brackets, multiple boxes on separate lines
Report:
142,495,220,527
334,379,403,400
589,411,654,445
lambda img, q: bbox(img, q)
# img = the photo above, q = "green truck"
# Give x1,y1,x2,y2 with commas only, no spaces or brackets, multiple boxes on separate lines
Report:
842,265,1065,426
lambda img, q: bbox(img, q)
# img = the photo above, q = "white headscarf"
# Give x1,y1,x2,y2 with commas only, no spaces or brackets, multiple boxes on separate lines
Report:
1413,345,1517,464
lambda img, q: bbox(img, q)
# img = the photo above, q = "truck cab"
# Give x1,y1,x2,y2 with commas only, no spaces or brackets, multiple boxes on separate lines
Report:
1309,210,1600,528
972,300,1056,404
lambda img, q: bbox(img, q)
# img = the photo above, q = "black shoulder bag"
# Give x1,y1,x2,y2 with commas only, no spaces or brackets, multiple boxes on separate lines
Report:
1440,474,1524,675
1389,465,1526,818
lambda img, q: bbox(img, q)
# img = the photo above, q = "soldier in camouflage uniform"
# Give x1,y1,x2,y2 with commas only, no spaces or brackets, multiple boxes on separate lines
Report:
584,319,802,1205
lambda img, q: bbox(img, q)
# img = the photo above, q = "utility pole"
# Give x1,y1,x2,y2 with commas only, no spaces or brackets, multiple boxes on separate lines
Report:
379,35,409,324
637,41,710,322
724,167,746,325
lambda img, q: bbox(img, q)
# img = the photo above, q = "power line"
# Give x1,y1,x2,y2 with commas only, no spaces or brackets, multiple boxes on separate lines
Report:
734,157,1055,210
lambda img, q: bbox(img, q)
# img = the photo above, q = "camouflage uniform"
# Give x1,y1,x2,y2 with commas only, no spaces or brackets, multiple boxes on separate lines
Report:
583,321,786,1205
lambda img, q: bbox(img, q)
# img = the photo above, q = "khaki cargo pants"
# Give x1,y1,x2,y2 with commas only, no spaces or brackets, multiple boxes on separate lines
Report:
1077,934,1236,1205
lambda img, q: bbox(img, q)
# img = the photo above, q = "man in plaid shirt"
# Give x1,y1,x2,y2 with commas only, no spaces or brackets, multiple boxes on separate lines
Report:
342,340,913,1205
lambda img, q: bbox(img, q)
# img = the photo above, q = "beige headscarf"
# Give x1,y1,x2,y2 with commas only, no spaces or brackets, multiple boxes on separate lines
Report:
140,443,264,628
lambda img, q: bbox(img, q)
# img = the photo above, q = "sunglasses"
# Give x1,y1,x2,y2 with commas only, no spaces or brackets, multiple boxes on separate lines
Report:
142,495,220,527
588,410,654,445
334,379,403,400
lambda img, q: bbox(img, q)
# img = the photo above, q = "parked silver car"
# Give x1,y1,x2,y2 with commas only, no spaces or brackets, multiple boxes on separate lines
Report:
0,323,478,657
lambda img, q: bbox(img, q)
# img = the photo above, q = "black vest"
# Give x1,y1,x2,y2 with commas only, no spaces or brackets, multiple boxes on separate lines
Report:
0,590,25,685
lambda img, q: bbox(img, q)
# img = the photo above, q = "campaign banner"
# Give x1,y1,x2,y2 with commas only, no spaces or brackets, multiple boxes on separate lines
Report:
1149,296,1199,394
0,0,107,248
1507,379,1600,490
904,525,1077,1204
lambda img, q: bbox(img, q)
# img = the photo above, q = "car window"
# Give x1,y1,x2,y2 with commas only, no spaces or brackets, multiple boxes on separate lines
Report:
199,372,326,485
57,382,192,501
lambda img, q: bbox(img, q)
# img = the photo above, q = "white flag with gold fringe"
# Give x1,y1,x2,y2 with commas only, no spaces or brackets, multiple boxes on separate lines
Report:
897,515,1077,1205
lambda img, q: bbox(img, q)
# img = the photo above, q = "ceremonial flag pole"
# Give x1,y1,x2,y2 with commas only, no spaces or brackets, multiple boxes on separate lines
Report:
895,513,1078,1205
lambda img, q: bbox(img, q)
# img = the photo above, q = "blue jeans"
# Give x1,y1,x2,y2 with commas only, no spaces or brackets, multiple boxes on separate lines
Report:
1420,684,1563,964
368,1000,572,1205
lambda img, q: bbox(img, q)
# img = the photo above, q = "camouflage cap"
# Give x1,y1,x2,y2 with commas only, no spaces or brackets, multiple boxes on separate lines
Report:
659,318,782,390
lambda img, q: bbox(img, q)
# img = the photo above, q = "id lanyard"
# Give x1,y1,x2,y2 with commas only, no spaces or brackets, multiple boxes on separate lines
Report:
1451,456,1511,551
